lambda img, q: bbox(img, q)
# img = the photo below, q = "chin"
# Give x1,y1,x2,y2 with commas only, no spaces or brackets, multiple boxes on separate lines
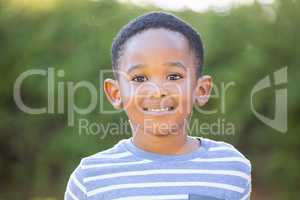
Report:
148,131,172,137
145,126,181,137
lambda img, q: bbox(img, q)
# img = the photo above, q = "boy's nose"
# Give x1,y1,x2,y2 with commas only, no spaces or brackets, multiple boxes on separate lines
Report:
151,92,166,98
149,86,167,98
140,81,169,99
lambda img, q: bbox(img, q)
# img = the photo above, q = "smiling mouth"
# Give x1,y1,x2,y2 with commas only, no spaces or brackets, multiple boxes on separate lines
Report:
142,106,175,112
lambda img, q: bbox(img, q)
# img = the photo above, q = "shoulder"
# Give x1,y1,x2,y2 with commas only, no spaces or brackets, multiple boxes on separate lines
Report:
65,139,132,199
198,137,252,172
200,137,251,160
196,137,252,199
80,138,133,167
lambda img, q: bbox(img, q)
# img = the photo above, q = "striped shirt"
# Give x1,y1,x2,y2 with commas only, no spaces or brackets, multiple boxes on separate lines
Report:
64,137,251,200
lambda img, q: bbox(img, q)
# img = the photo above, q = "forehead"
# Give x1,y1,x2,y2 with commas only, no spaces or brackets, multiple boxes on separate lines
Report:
119,28,195,73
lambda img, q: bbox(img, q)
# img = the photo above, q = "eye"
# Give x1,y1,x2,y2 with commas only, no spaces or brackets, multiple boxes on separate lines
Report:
167,73,183,81
131,75,148,82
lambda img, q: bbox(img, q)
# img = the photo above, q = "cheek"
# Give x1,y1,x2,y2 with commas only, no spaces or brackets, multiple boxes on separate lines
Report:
123,83,157,105
173,81,195,114
118,80,134,109
120,83,144,110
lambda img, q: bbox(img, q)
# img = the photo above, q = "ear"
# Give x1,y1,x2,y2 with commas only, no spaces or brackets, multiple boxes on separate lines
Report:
103,78,122,109
194,75,212,106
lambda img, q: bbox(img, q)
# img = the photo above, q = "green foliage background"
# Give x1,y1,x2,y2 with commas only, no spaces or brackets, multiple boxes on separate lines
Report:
0,0,299,199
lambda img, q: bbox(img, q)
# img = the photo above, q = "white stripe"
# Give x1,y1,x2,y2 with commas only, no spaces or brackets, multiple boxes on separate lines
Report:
208,146,247,158
84,169,250,183
240,190,250,200
90,148,118,155
67,188,80,200
71,173,86,193
190,157,251,167
209,146,234,151
82,159,152,169
112,194,188,200
87,181,245,197
90,151,132,159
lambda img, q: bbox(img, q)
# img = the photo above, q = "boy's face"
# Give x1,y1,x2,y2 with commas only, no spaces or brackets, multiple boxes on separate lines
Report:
104,28,212,136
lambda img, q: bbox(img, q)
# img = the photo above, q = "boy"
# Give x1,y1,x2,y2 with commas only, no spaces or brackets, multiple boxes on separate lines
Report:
65,12,251,200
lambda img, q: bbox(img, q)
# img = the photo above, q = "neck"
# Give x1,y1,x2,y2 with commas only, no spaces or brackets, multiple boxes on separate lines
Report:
131,123,198,155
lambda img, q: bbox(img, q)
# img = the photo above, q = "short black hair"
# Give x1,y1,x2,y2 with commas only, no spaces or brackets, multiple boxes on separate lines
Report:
111,11,204,79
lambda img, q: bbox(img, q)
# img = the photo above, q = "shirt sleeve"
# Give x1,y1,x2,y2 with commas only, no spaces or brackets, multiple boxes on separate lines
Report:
240,160,252,200
64,160,87,200
240,179,251,200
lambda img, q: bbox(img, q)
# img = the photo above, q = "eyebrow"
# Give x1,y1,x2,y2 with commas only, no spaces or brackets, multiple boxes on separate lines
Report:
163,61,187,71
126,61,187,74
126,64,147,74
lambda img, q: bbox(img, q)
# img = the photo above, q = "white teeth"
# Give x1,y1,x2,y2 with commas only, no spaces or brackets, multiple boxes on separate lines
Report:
146,107,172,112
